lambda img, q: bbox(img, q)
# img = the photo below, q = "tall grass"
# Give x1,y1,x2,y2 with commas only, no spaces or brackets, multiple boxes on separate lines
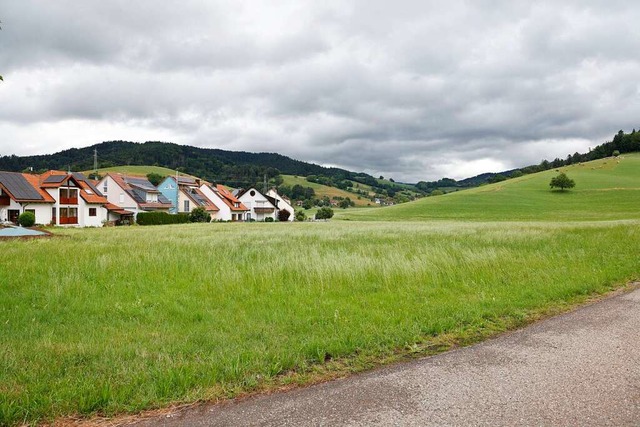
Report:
1,221,639,424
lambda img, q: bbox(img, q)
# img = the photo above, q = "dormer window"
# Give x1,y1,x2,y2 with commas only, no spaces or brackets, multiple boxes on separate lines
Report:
146,193,158,203
234,202,239,208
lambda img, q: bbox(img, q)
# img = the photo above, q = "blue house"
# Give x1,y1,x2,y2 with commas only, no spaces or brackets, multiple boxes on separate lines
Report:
158,175,220,217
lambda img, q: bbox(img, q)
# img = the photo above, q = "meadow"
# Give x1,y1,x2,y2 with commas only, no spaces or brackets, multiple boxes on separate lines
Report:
1,220,640,425
339,154,640,221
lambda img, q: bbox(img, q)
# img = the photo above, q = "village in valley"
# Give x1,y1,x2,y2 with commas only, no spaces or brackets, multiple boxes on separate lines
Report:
0,167,297,228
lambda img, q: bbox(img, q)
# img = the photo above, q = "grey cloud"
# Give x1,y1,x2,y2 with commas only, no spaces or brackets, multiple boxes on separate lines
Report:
1,1,640,182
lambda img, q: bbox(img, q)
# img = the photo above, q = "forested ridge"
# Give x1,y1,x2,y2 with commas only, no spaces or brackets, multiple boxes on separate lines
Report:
1,129,638,191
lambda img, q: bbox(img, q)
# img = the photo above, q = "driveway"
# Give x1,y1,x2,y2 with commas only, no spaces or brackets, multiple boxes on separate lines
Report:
127,286,640,426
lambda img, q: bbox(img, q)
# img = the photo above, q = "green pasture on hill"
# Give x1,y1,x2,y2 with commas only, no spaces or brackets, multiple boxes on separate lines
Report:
338,154,640,221
85,165,185,177
281,175,377,207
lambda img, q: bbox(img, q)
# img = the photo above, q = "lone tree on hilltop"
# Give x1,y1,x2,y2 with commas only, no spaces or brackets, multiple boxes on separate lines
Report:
549,172,575,191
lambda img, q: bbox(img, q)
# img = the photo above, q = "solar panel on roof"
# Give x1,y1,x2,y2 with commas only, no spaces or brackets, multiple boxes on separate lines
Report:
0,172,44,201
72,172,103,196
126,177,156,191
43,174,67,183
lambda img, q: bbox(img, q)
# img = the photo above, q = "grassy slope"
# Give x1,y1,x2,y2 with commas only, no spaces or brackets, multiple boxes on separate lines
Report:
281,175,377,207
338,154,640,221
84,165,185,177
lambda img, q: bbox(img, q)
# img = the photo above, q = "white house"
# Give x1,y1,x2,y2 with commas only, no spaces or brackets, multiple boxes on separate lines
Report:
266,188,295,221
0,170,131,227
0,171,55,225
98,173,172,218
234,188,277,222
199,183,249,221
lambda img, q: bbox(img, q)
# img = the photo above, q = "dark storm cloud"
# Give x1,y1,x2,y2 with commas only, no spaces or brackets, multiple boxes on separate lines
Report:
1,0,640,181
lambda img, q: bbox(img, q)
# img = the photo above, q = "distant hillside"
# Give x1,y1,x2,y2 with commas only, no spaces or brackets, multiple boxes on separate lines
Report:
0,140,426,199
0,140,364,188
338,153,640,222
415,129,640,191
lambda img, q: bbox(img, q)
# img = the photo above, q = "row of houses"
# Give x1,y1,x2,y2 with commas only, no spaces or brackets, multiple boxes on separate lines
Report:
0,170,295,227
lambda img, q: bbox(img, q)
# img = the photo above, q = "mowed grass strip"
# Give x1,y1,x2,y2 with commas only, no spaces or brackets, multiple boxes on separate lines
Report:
1,221,640,424
338,154,640,221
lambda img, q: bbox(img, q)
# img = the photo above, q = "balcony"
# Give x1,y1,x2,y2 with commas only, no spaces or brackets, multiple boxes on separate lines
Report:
60,197,78,205
59,216,78,225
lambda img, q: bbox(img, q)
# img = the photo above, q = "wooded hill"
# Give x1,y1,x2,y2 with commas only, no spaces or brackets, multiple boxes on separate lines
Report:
1,129,638,193
0,140,366,188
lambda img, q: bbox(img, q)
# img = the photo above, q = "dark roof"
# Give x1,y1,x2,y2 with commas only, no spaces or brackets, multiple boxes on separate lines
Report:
265,195,279,208
127,189,171,205
177,176,197,185
0,172,44,201
72,172,103,196
125,177,158,192
43,174,67,184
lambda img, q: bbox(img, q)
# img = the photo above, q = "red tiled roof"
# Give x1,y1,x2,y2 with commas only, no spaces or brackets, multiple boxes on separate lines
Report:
215,184,249,211
104,202,134,215
21,174,56,203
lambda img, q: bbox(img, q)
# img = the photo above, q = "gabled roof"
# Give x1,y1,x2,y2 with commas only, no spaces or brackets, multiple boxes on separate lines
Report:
106,173,173,209
0,172,54,203
202,183,249,211
265,195,279,209
39,170,108,204
181,188,219,211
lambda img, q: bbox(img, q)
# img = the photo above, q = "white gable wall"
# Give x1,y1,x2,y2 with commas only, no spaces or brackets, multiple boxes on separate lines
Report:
98,176,142,216
199,185,230,221
267,189,295,221
238,188,276,221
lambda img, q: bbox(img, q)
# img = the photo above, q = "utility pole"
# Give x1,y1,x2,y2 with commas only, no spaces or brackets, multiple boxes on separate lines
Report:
93,148,98,177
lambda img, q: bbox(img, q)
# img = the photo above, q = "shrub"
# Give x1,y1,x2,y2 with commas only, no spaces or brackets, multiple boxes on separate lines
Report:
18,211,35,227
430,190,444,196
265,217,275,222
613,150,620,157
315,207,334,220
277,210,291,221
189,207,210,223
136,212,190,225
295,210,306,221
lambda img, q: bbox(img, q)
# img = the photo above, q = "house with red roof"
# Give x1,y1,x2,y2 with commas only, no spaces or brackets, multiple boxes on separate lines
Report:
0,171,56,225
199,183,249,221
97,173,172,219
0,170,132,226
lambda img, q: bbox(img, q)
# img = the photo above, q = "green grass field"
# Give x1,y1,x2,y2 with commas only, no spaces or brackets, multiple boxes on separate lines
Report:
338,154,640,221
84,165,187,177
2,154,640,425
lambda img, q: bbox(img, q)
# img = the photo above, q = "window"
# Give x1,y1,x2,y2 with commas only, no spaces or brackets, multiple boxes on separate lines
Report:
184,200,190,211
250,190,256,197
119,193,124,203
103,182,108,193
89,208,97,217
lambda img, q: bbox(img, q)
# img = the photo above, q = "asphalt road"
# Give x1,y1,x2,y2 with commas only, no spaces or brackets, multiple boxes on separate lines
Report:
128,287,640,427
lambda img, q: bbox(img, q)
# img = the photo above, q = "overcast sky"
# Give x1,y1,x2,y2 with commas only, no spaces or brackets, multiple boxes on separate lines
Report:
1,1,640,182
